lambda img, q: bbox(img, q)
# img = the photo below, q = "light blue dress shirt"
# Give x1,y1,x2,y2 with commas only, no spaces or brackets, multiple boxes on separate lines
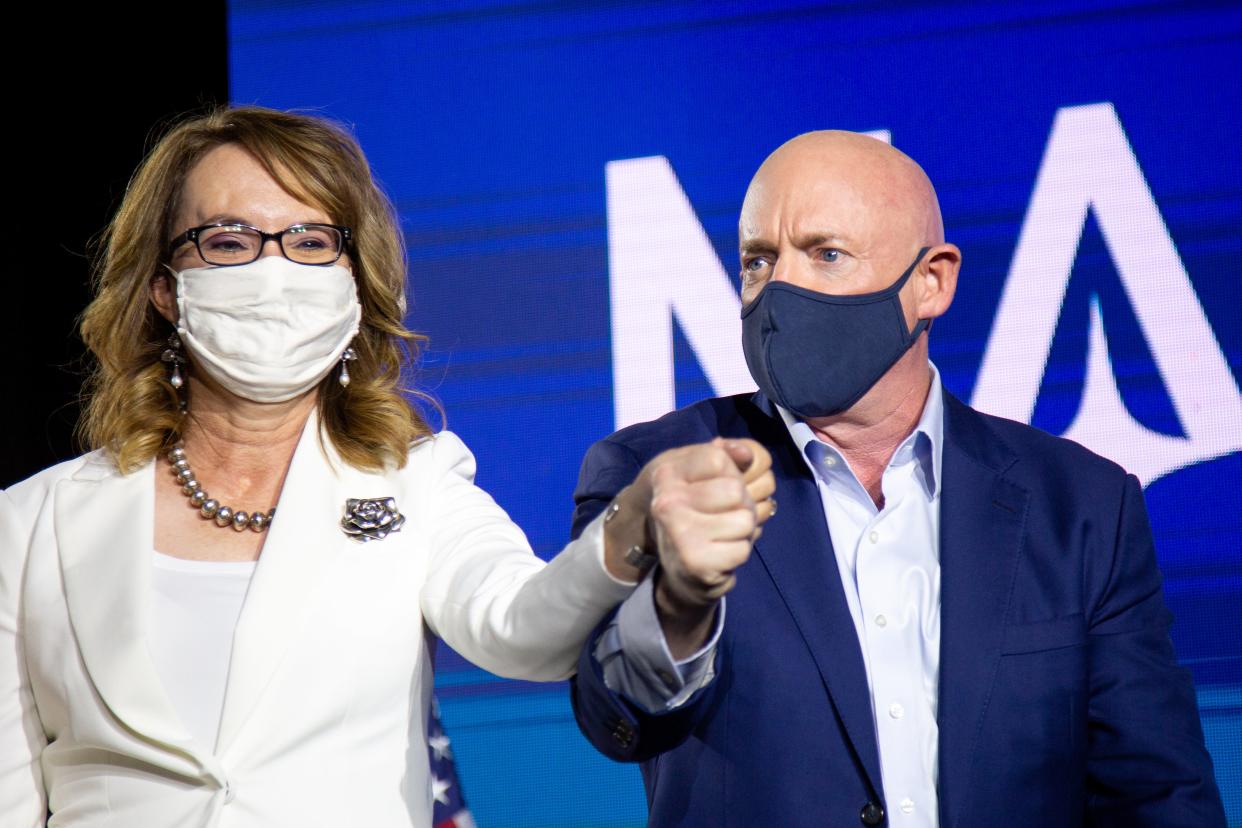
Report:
597,366,945,825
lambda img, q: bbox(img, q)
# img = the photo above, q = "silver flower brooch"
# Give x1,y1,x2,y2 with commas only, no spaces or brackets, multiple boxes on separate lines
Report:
341,497,406,542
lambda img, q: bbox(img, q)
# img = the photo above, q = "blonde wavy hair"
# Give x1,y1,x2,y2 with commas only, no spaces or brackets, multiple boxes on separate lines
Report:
79,106,435,473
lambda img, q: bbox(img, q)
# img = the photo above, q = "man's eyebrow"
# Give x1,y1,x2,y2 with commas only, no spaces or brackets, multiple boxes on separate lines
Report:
790,231,850,248
739,239,776,256
740,232,852,256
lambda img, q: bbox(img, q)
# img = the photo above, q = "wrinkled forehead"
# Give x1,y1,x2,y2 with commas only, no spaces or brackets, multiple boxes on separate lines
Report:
739,144,935,248
173,143,334,231
740,162,889,245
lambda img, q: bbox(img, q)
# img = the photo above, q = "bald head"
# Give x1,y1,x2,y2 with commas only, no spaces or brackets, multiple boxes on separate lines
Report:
744,130,943,248
738,130,956,312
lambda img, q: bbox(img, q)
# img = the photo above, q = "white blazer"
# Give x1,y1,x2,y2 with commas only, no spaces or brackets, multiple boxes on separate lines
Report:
0,415,634,827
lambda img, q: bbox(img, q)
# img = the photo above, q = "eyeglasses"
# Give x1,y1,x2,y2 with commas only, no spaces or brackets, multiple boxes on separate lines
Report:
168,223,353,266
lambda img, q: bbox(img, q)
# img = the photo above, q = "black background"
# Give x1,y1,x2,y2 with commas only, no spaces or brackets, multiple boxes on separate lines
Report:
5,7,228,487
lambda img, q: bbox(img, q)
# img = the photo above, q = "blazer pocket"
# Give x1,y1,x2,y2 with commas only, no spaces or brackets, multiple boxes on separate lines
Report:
1001,614,1086,655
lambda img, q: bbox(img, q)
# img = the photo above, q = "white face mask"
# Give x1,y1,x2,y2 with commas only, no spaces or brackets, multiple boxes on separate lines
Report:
173,256,362,404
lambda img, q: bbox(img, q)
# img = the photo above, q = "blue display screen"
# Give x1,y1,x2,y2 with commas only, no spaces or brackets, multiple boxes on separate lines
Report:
231,3,1241,824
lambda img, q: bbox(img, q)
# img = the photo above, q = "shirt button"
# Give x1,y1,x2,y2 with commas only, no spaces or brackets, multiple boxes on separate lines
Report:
888,702,904,719
656,669,675,686
868,530,879,544
900,797,914,814
874,614,887,628
223,782,236,804
824,455,838,468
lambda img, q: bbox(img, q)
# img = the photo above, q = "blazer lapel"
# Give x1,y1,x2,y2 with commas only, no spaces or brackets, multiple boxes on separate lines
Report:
215,410,357,753
735,394,886,800
56,455,221,780
936,393,1029,828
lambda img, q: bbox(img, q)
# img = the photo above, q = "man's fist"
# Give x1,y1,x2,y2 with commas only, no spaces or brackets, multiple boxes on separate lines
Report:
599,438,775,657
591,438,775,658
644,438,774,610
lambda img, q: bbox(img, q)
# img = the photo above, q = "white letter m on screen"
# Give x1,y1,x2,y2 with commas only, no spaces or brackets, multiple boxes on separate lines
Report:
606,156,754,429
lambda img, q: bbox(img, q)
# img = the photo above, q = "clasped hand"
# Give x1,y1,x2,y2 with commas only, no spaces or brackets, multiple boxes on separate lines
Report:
646,438,774,604
605,439,776,656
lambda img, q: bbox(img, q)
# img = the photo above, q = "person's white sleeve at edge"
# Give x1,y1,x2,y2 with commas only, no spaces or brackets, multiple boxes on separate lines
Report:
417,431,636,681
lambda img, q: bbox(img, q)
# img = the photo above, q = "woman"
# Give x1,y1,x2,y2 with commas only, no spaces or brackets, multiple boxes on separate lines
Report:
0,107,771,827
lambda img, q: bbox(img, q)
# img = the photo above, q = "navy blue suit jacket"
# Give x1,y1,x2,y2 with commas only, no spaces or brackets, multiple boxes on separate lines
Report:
569,390,1224,827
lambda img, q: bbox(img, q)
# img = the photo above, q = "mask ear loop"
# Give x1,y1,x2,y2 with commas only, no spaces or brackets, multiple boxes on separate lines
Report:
825,246,935,415
899,246,933,343
157,262,187,331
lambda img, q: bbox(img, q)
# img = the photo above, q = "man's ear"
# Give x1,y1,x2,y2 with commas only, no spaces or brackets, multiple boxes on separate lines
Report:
916,243,960,321
150,271,178,325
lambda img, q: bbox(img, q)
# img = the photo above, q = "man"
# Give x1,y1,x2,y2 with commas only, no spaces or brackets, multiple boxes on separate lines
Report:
569,132,1225,827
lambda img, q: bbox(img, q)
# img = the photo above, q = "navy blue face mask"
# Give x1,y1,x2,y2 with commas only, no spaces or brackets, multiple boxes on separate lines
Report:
741,247,931,418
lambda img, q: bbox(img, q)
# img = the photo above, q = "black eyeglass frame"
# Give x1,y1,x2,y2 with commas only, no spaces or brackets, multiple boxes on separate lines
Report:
167,222,354,266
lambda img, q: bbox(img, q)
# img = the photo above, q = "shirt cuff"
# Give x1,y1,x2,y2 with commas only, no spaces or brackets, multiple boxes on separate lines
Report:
592,574,723,714
568,506,635,588
585,506,644,589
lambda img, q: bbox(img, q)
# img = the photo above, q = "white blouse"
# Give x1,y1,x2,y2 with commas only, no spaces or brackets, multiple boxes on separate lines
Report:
148,551,257,752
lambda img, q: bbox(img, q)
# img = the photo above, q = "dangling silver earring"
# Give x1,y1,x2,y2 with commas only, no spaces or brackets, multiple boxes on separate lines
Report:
161,332,188,413
338,346,357,387
162,332,186,389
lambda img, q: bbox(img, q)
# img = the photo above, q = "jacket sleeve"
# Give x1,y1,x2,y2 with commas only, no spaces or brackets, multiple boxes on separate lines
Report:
568,437,722,762
418,431,634,681
1083,473,1226,827
0,491,47,827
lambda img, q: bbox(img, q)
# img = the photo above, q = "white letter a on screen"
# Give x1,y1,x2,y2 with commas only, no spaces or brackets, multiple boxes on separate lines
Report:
972,102,1242,485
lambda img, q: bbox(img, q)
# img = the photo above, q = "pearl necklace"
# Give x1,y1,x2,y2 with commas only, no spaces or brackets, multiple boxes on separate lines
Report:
167,445,276,532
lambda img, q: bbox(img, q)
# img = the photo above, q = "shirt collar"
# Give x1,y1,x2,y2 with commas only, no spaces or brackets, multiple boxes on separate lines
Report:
777,362,945,501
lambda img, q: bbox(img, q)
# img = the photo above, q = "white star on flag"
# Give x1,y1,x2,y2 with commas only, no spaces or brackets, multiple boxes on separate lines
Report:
429,733,453,761
432,774,452,806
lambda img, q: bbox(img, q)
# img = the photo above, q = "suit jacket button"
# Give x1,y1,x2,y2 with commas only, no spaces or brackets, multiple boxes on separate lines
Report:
610,719,634,747
860,801,884,826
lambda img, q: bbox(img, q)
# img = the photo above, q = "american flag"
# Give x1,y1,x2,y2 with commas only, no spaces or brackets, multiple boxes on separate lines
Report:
429,696,476,828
